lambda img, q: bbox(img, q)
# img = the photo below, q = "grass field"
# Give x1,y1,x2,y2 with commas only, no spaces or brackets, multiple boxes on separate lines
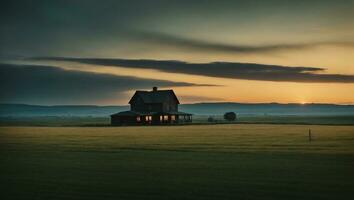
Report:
1,115,354,126
1,125,353,200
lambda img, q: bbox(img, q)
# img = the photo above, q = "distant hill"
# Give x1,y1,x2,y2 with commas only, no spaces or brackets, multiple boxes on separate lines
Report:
0,104,128,117
180,103,354,116
1,103,354,117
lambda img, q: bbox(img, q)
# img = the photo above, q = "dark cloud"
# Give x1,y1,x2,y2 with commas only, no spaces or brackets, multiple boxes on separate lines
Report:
0,63,208,104
128,30,354,54
1,0,353,57
31,57,354,83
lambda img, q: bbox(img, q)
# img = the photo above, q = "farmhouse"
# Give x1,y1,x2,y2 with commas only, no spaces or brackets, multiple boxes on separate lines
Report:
111,87,192,125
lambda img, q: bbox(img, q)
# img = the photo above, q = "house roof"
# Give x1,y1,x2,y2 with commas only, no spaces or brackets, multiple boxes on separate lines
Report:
129,89,180,104
111,111,192,116
110,111,141,116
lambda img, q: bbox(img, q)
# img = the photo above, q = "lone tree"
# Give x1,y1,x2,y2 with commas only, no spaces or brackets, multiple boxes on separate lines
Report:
224,112,236,121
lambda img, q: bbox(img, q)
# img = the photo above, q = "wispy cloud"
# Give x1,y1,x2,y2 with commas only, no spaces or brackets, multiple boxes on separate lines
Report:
178,95,225,102
0,63,208,104
31,57,354,83
127,30,354,54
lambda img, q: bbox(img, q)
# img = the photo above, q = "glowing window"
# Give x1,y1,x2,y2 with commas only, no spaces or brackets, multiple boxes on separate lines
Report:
171,115,176,121
145,116,149,121
136,116,141,122
160,115,163,121
148,116,152,121
164,115,168,121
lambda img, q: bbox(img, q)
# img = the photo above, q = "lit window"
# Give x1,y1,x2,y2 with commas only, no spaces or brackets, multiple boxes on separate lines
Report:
136,116,141,122
148,116,152,121
164,115,168,121
160,115,163,121
171,115,176,121
145,116,149,121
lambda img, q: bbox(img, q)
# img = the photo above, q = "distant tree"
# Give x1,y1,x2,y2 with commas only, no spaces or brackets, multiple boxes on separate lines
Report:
224,112,236,121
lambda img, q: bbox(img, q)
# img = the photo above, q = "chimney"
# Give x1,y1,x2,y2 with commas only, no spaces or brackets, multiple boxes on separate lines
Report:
153,86,158,92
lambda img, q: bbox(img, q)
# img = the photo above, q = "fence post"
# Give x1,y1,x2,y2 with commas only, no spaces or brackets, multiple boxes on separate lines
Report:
309,129,312,142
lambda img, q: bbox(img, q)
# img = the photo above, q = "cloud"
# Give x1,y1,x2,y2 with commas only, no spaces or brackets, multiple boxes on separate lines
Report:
31,57,354,83
127,30,354,54
1,0,353,57
0,63,207,105
178,95,225,103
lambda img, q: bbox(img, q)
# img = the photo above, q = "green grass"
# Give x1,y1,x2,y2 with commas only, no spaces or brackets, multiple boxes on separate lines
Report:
1,125,353,200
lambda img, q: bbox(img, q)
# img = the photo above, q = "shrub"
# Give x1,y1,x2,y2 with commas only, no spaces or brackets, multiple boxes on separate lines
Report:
224,112,236,121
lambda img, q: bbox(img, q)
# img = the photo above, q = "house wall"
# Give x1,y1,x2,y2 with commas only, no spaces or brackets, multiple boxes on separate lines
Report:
111,114,192,126
130,90,179,112
111,115,137,125
130,95,178,112
162,96,178,112
130,96,146,112
149,103,163,112
131,100,163,112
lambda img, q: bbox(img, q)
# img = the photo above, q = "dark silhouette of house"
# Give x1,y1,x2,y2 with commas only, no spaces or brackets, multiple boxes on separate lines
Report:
111,87,192,125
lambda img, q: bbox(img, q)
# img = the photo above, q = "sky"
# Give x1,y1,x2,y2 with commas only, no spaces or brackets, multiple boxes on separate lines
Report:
1,0,354,105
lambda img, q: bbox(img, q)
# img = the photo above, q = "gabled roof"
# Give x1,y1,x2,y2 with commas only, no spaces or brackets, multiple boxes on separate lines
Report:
110,110,192,116
129,89,180,104
110,111,140,116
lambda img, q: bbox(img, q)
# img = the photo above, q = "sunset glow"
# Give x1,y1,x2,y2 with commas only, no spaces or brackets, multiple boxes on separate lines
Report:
1,0,354,105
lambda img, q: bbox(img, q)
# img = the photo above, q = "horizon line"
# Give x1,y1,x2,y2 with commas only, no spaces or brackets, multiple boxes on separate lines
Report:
1,102,354,107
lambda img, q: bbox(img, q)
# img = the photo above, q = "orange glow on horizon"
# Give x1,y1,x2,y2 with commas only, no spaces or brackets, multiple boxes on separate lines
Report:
15,53,354,105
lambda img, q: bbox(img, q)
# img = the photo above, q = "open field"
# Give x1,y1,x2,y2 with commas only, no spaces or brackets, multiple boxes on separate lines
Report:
1,124,354,200
1,115,354,126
